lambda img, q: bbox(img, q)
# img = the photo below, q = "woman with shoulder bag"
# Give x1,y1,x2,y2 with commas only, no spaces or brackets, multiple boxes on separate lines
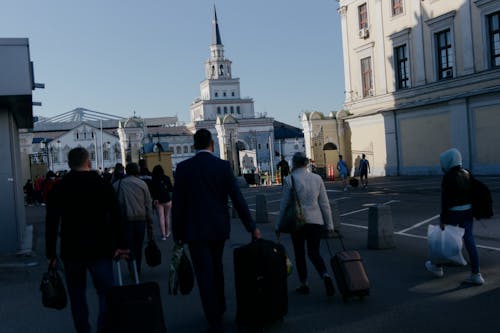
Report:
276,152,335,296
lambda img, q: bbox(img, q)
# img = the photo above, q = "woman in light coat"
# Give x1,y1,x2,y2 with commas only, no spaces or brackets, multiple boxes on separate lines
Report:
276,152,335,296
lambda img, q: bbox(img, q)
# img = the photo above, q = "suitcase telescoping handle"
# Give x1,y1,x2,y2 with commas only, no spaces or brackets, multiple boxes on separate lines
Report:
325,230,346,257
115,258,140,286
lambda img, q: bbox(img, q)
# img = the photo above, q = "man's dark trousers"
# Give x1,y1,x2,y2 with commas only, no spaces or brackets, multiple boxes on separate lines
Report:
63,259,114,333
188,240,226,332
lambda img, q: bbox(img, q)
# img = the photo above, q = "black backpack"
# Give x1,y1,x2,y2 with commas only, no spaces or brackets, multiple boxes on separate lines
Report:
471,175,493,220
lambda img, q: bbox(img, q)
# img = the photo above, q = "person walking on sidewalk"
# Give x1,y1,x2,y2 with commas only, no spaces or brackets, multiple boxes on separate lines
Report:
151,164,173,240
276,152,335,297
425,148,485,285
45,147,127,333
114,162,154,276
277,156,290,185
172,128,261,333
337,155,349,191
358,153,370,189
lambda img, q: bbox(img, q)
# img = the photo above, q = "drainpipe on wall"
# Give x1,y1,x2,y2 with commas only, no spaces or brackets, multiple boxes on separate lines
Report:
393,110,400,176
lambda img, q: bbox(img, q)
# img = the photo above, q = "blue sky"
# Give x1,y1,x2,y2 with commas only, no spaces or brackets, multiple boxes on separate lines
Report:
1,0,344,127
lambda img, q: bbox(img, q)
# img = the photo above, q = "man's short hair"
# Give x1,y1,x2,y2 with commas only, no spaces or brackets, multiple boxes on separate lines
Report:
68,147,89,170
194,129,212,150
292,152,309,169
339,155,343,159
126,162,140,176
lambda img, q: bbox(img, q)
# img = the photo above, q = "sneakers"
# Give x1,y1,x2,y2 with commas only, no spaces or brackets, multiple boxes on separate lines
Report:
323,275,335,296
295,284,310,295
425,260,444,278
464,273,485,285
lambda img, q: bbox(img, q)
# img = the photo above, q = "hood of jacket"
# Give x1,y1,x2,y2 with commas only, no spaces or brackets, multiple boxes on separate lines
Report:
440,148,462,172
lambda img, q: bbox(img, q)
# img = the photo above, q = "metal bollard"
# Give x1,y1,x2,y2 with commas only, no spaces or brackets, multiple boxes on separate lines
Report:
255,194,269,224
367,204,395,249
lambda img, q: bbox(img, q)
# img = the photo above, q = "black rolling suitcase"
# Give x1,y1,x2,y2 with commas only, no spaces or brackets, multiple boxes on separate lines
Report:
233,239,288,327
327,233,370,302
349,177,359,188
104,259,167,333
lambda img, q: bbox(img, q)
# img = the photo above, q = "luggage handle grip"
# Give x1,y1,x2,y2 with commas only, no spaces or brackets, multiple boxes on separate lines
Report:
114,257,140,286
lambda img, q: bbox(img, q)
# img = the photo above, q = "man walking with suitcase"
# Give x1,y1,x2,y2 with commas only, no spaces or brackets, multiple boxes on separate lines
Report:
172,129,261,333
46,147,127,333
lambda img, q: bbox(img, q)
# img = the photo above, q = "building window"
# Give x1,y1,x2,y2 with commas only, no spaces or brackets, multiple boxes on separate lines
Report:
183,146,188,154
237,106,240,114
176,146,181,155
258,144,261,150
103,150,109,160
394,44,409,89
230,106,234,114
224,106,227,114
488,11,500,68
361,57,373,97
215,92,218,97
217,107,221,114
223,92,226,97
435,29,454,80
392,0,403,16
358,3,368,30
232,91,235,96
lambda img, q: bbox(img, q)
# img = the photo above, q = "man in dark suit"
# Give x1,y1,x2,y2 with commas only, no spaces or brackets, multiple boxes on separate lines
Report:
172,129,261,333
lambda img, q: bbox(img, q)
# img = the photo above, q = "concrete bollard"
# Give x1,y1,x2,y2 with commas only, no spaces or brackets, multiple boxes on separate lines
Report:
255,194,269,224
329,200,341,234
367,204,395,249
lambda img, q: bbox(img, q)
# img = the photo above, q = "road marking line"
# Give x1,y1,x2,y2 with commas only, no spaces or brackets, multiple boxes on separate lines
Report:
340,208,368,217
340,200,398,217
340,222,368,229
396,214,440,234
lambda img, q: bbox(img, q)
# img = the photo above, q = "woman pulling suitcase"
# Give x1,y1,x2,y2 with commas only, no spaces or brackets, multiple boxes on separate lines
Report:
276,152,336,296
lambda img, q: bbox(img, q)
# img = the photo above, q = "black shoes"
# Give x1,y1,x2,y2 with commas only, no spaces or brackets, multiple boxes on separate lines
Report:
324,276,335,296
295,285,310,295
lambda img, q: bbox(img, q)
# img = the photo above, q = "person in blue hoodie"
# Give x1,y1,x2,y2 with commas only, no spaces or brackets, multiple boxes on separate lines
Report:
425,148,484,285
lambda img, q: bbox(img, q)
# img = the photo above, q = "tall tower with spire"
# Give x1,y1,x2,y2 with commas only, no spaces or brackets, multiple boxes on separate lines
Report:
190,5,255,123
189,6,276,176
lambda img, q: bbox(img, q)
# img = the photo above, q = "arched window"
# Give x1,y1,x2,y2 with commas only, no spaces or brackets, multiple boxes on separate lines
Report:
176,146,181,155
237,106,241,114
224,107,227,114
215,92,218,97
183,146,188,154
219,65,224,75
232,91,235,96
223,92,226,97
230,106,234,114
217,107,221,114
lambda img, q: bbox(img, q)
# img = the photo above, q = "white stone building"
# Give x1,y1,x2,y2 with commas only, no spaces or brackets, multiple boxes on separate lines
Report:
305,0,500,176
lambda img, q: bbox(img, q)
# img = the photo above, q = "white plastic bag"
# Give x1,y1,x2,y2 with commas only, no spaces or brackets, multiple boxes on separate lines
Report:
427,224,467,266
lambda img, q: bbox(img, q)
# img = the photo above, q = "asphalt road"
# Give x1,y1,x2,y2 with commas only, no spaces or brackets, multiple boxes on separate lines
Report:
1,175,499,332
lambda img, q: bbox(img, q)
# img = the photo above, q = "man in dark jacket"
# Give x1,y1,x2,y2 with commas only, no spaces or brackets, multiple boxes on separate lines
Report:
46,147,127,333
172,129,261,333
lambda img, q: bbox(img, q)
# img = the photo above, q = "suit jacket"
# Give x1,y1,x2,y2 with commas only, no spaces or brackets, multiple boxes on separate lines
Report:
172,151,256,242
276,168,334,231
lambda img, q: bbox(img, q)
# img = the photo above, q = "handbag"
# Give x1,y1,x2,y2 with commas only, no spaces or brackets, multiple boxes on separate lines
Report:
427,224,467,266
40,267,67,310
279,175,306,233
145,240,161,267
168,244,195,295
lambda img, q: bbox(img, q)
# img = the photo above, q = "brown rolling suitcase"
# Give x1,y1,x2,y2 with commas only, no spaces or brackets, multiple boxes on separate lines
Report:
327,232,370,302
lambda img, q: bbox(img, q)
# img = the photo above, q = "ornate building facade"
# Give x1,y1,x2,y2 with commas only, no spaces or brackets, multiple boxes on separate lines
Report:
305,0,500,176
